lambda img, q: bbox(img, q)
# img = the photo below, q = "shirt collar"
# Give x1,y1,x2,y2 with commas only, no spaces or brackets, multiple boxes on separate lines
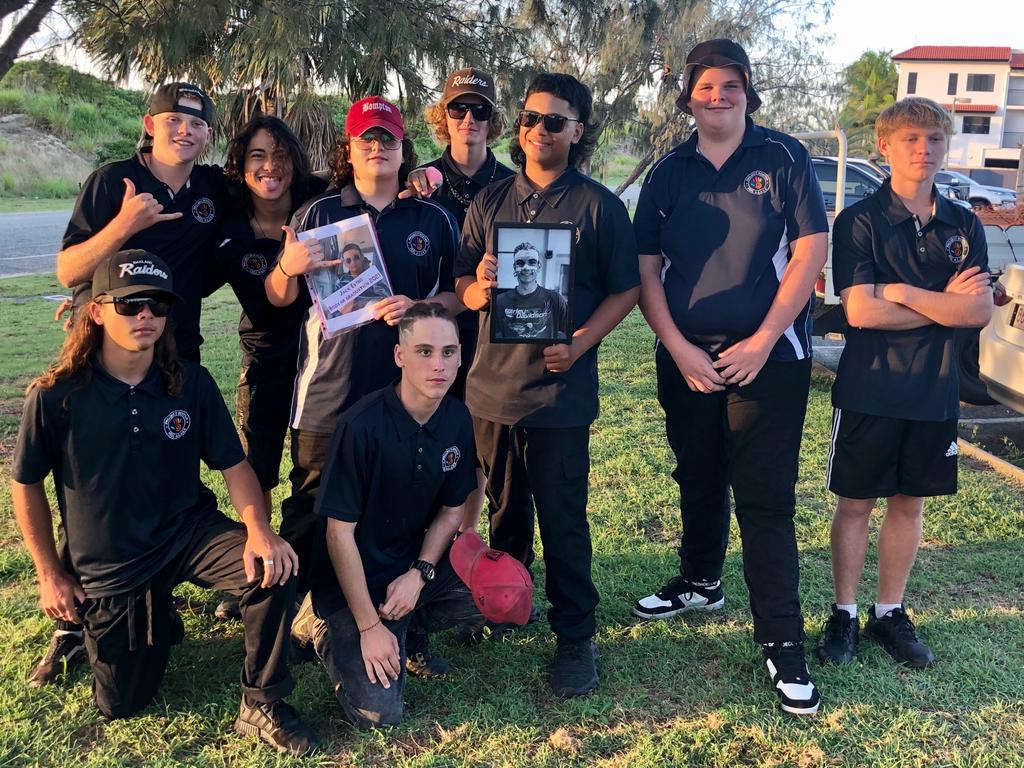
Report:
383,381,449,439
676,117,763,158
441,148,500,187
337,182,410,214
91,357,165,403
877,180,952,227
133,151,194,198
512,167,580,208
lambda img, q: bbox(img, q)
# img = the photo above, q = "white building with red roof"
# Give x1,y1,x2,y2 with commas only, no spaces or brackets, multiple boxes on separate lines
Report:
893,46,1023,187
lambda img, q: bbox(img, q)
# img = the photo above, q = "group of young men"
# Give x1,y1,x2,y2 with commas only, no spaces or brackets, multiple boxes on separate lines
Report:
10,35,995,755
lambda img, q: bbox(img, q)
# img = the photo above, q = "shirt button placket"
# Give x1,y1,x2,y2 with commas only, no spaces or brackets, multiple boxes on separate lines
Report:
129,387,141,442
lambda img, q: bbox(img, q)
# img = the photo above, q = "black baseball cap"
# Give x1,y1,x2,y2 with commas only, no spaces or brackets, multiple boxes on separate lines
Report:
91,250,182,302
676,38,761,114
148,82,214,125
442,68,497,106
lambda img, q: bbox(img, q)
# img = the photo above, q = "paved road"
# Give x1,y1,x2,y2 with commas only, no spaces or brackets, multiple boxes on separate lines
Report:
0,209,72,277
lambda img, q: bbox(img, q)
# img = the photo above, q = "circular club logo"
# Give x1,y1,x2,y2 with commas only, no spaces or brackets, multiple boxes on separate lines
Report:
406,231,430,257
192,197,216,224
441,446,461,472
944,234,970,265
743,170,772,195
163,409,191,440
241,252,268,276
559,221,582,244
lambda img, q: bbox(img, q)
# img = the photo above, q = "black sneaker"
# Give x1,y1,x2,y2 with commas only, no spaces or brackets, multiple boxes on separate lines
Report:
290,593,325,664
214,595,241,621
763,641,820,716
817,605,859,664
551,639,598,698
28,630,86,687
234,697,319,756
863,605,935,669
632,575,725,620
456,602,542,645
405,630,450,679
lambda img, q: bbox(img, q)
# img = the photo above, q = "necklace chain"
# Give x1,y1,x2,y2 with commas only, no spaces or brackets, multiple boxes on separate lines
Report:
443,154,497,207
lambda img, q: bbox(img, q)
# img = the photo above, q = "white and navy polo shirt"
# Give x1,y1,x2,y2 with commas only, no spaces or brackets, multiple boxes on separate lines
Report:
633,118,828,362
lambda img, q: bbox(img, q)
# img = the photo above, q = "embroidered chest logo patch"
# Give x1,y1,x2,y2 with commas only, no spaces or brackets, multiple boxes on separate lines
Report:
944,234,970,265
192,197,216,224
743,170,771,195
441,446,461,472
241,252,268,276
407,231,430,256
559,221,582,244
163,409,191,440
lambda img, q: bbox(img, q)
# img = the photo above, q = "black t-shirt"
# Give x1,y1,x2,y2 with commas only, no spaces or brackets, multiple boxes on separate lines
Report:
204,176,328,369
62,152,227,362
12,360,244,597
632,119,828,361
455,168,640,428
286,184,460,433
492,285,568,340
832,181,989,421
310,384,476,616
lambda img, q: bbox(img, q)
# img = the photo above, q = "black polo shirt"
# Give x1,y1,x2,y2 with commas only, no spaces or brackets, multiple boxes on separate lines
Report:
12,360,244,597
424,148,516,226
309,384,476,616
633,118,828,361
455,168,640,428
204,177,328,369
286,184,460,433
63,152,227,361
832,181,988,421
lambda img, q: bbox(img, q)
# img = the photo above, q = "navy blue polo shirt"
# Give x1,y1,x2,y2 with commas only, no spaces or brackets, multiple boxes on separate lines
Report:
633,118,828,361
832,181,989,421
310,384,476,616
204,177,328,370
455,168,640,428
286,184,460,433
12,360,244,597
63,152,227,362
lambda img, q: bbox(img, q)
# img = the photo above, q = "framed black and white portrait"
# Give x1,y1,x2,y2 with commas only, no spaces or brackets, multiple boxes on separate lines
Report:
490,222,574,344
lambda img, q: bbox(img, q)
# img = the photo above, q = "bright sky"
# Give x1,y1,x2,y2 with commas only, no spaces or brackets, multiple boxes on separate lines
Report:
825,0,1020,68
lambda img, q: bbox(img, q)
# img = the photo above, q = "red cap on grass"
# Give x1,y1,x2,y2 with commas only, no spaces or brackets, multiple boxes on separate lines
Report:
345,96,405,140
450,531,533,625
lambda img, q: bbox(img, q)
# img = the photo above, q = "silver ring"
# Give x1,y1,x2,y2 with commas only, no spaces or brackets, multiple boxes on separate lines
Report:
265,559,274,565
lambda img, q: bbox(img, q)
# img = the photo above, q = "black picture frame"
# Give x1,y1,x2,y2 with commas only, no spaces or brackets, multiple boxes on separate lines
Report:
489,222,575,345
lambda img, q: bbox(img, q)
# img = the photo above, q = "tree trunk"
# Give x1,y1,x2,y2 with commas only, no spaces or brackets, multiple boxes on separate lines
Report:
0,0,55,82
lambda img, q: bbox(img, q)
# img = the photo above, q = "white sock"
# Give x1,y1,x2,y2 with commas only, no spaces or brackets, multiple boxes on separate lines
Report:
875,603,902,619
836,603,857,619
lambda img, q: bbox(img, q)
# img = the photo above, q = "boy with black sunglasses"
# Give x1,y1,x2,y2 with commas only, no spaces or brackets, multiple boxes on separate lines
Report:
456,72,640,697
11,250,318,756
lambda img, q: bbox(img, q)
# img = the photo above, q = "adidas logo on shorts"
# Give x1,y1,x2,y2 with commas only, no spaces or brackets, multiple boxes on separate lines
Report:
945,441,958,458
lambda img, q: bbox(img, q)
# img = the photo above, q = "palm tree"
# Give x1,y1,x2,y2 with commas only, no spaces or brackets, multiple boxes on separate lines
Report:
839,49,897,155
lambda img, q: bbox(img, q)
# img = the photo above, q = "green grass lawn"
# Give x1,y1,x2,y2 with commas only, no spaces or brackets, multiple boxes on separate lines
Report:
1,275,1022,767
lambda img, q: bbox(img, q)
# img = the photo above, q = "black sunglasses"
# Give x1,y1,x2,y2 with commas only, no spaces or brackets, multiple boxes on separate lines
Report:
518,110,582,133
97,296,172,317
447,102,493,122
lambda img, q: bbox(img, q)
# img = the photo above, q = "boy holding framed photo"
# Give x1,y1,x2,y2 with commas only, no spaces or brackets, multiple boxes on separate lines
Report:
455,72,639,698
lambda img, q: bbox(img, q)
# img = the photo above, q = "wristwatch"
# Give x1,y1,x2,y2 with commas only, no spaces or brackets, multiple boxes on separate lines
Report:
410,559,436,583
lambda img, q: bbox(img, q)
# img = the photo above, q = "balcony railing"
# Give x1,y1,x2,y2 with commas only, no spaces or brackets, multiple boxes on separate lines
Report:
1002,131,1024,148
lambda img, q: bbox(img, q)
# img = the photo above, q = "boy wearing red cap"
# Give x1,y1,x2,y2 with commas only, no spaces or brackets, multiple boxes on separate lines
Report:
291,303,482,729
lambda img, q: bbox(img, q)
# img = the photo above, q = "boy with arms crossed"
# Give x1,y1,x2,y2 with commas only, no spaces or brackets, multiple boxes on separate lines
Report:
818,98,992,667
12,252,317,755
457,72,640,697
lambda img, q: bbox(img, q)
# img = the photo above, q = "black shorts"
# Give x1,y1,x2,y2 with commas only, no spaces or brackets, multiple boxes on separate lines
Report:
236,360,294,492
826,408,958,499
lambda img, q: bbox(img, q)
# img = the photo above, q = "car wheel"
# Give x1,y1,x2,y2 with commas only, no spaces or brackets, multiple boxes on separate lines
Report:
968,197,989,209
956,328,997,406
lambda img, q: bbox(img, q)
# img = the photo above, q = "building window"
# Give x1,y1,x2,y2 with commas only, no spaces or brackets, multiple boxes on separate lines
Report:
962,116,991,134
948,73,958,95
966,73,995,92
907,72,917,94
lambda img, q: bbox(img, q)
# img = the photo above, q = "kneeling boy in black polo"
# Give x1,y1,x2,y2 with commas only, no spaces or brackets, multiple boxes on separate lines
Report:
819,97,992,668
11,251,318,756
294,303,481,729
456,73,640,697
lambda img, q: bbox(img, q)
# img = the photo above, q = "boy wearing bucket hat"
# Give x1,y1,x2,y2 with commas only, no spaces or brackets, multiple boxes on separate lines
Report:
11,251,318,755
631,39,828,715
291,303,484,729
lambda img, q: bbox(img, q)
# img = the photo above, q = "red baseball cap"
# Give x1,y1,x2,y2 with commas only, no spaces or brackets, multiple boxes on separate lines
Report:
450,531,533,625
345,96,405,140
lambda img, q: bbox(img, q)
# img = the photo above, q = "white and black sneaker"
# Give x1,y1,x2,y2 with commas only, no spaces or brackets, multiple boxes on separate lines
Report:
763,641,820,716
632,575,725,620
